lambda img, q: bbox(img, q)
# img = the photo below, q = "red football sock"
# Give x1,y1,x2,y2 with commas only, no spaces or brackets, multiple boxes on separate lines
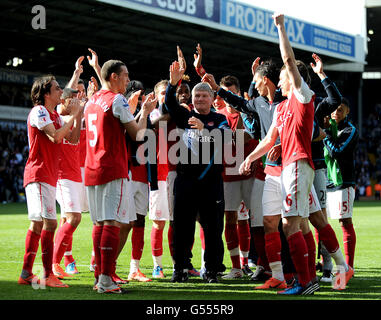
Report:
303,231,316,282
64,235,75,267
92,225,103,279
151,226,163,257
225,223,240,269
252,227,270,270
342,224,356,268
100,225,120,276
265,231,282,264
22,229,41,275
238,222,251,266
287,231,310,287
131,226,145,261
53,222,76,264
167,224,174,257
41,229,55,277
199,226,205,250
318,224,340,253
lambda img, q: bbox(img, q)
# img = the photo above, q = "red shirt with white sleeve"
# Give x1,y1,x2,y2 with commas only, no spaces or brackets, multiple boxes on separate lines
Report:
84,90,135,186
274,78,315,170
23,105,63,187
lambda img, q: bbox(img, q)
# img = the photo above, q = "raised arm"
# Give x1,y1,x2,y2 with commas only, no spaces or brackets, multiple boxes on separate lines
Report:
165,61,190,128
202,73,257,115
66,56,84,89
193,43,206,78
311,53,342,123
273,13,301,90
87,48,103,86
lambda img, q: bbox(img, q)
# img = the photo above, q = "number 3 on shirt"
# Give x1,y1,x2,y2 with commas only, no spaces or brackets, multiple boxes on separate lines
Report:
88,113,97,147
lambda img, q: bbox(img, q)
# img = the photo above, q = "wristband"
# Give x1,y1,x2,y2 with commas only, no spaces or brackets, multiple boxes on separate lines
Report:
196,65,206,77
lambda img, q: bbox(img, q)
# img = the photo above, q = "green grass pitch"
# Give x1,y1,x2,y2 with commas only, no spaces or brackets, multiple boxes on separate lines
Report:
0,201,380,302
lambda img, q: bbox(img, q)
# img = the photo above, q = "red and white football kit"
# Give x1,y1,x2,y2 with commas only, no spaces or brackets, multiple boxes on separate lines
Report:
84,89,135,223
274,79,315,218
22,104,63,282
24,105,63,221
84,89,135,283
56,133,82,215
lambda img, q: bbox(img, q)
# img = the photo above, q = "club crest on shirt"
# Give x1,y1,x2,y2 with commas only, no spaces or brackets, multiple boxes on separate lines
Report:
277,110,293,133
37,109,47,120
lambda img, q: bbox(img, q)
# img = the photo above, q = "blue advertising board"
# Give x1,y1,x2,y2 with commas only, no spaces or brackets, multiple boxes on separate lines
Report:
98,0,362,62
100,0,220,22
220,0,355,58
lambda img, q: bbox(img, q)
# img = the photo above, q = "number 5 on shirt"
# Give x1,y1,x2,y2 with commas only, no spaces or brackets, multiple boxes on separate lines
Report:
88,113,97,147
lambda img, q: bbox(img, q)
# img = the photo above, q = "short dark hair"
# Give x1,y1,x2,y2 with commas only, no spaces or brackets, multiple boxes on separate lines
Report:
341,97,350,108
30,75,56,106
281,60,311,86
220,75,240,91
255,60,279,86
101,60,126,82
125,80,145,100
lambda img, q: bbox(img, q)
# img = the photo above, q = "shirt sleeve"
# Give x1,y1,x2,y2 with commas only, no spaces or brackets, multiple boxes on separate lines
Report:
112,94,135,124
293,78,315,104
29,105,53,130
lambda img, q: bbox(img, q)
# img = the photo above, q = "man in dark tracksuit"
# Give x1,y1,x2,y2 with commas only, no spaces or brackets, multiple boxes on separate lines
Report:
323,97,359,271
165,61,231,283
310,63,343,281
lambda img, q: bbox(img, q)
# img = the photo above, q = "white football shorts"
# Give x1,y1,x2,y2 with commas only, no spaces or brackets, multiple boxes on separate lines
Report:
313,168,327,209
149,180,171,221
25,182,57,221
223,178,254,212
262,174,282,217
237,200,250,221
86,178,136,224
326,187,355,220
309,184,322,214
131,180,149,216
56,179,82,217
281,159,314,218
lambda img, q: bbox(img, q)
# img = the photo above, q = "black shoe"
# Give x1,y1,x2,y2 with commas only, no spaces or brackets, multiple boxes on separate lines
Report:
242,264,254,277
250,267,271,281
171,270,189,283
202,271,218,283
301,281,320,295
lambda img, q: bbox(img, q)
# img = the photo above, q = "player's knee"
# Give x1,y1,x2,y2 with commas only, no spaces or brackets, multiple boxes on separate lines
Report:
153,220,165,230
309,210,327,229
43,218,57,232
281,218,299,238
29,221,43,234
66,213,82,228
263,216,279,234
